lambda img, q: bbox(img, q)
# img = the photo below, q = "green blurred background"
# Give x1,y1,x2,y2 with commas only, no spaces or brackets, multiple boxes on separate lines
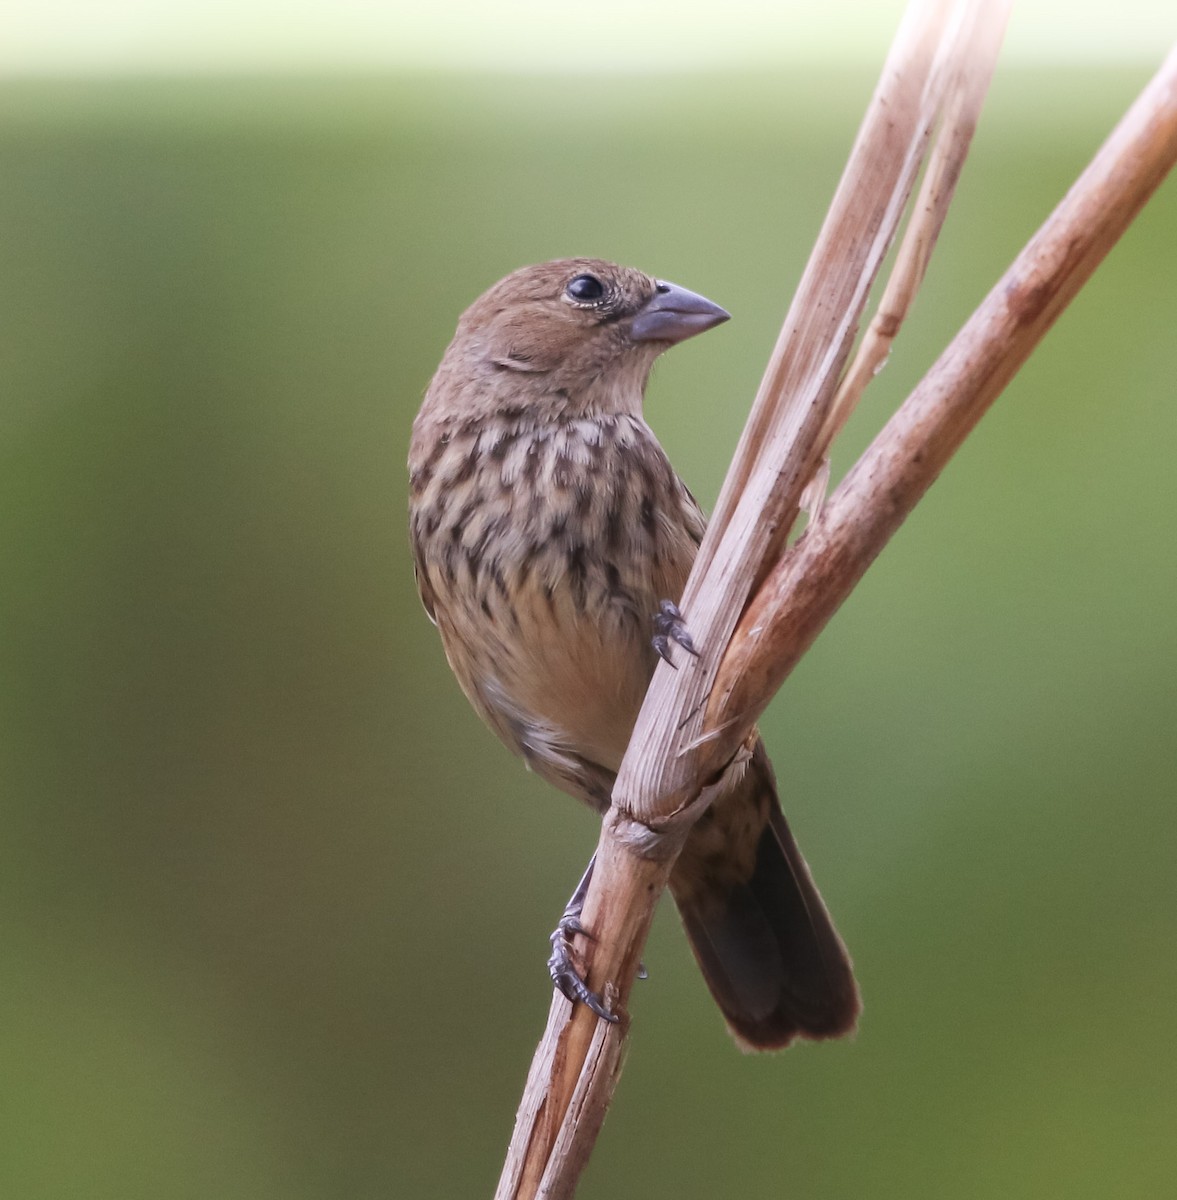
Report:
2,45,1176,1200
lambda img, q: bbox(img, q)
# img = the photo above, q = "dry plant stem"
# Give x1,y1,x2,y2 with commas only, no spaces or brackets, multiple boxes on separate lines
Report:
823,0,1011,449
617,0,971,828
494,823,668,1200
498,990,627,1200
493,36,1177,1194
711,44,1177,759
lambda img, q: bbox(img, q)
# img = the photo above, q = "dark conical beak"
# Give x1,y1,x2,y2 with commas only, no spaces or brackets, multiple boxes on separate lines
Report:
629,280,730,344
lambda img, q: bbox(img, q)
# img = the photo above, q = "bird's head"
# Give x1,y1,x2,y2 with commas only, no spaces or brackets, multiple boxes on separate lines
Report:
423,258,729,422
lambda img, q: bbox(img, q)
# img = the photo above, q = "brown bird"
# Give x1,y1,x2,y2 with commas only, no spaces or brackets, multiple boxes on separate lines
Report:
408,258,859,1049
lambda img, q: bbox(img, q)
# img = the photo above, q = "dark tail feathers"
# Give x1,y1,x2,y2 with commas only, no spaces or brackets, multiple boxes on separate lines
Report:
670,751,859,1051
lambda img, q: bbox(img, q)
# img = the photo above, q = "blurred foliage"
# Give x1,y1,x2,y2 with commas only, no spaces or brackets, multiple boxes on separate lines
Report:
1,63,1175,1200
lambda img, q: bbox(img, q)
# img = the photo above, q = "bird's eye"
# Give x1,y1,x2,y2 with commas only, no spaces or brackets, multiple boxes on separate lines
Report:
565,274,605,303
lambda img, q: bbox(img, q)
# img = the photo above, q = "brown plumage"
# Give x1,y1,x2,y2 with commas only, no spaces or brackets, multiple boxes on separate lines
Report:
408,258,859,1049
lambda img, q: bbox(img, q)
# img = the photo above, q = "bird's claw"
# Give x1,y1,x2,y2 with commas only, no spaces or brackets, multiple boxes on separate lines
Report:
547,856,617,1022
548,913,617,1023
652,599,699,668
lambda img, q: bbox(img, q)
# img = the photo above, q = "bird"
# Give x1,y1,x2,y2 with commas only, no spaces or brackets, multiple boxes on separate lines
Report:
408,258,859,1050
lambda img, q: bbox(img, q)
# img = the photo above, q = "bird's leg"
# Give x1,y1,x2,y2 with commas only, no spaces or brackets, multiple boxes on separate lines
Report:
547,854,618,1023
652,599,699,667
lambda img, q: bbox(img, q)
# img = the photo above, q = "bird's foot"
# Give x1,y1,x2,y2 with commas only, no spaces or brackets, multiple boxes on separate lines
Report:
548,917,617,1023
547,856,617,1023
652,599,699,668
